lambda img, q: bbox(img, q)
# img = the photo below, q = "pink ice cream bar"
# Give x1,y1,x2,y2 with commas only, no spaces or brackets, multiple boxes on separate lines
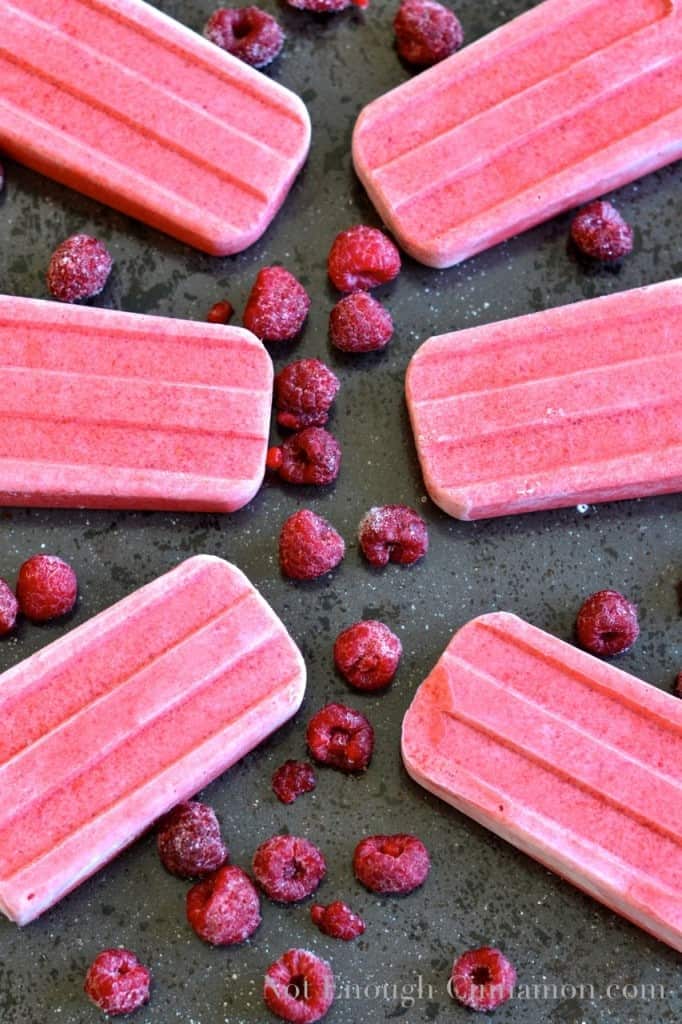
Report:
0,556,306,925
406,279,682,520
0,295,273,512
353,0,682,267
0,0,310,255
402,612,682,952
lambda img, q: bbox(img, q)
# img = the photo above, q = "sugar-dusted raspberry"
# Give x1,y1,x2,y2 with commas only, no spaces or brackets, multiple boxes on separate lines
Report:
244,267,311,342
187,865,261,945
207,299,234,324
253,835,327,903
353,834,430,894
358,505,428,567
47,234,113,303
267,428,342,486
570,201,634,261
157,801,229,879
311,901,366,941
576,589,639,656
279,510,345,580
84,949,151,1016
328,226,401,292
450,947,517,1012
275,359,341,431
16,555,77,622
334,620,402,691
204,7,285,67
272,760,317,804
0,579,18,636
307,702,374,773
264,948,335,1024
329,293,394,353
394,0,463,66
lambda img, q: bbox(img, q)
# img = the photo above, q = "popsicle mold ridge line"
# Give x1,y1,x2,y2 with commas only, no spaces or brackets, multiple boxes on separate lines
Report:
401,611,682,952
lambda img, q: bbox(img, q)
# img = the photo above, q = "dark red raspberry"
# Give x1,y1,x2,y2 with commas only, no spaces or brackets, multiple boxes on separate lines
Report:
157,801,229,879
570,201,634,261
204,7,285,68
394,0,463,66
253,835,327,903
264,948,335,1024
84,949,151,1016
279,510,345,580
328,226,401,292
47,234,113,303
16,555,77,622
0,579,18,636
307,702,374,773
187,865,261,945
353,834,430,894
287,0,367,11
358,505,428,567
450,947,517,1012
675,671,682,698
311,901,366,941
243,267,311,342
329,293,394,353
576,589,640,656
272,760,317,804
334,620,402,691
267,428,342,486
275,359,341,431
207,299,234,324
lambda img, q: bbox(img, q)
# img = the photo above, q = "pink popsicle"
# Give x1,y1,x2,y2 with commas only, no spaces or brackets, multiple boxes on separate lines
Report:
0,295,273,512
353,0,682,267
406,278,682,520
402,612,682,952
0,0,310,255
0,555,306,925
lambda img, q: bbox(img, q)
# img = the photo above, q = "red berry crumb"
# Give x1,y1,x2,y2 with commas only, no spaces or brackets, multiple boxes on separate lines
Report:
570,201,634,261
16,555,77,622
207,300,234,324
450,947,517,1012
204,7,285,68
275,359,341,431
394,0,463,66
157,801,229,879
84,949,151,1016
187,865,261,945
334,620,402,691
267,428,342,485
0,579,18,636
272,760,317,804
328,226,401,292
358,505,428,567
253,835,327,903
244,267,311,342
576,589,640,656
279,509,345,580
353,834,430,894
330,293,394,353
311,901,365,941
307,702,374,773
264,948,335,1024
47,234,113,303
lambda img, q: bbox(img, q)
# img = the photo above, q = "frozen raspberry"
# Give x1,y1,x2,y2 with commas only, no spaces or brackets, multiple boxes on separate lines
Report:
279,510,345,580
311,901,365,941
272,760,317,804
334,620,402,691
0,579,18,636
450,947,517,1012
264,948,335,1024
207,299,234,324
253,835,327,903
204,7,285,67
84,949,151,1016
328,226,401,292
358,505,428,567
576,589,640,656
307,702,374,773
394,0,463,66
16,555,77,622
329,293,394,353
267,428,342,486
187,865,261,945
275,359,340,431
157,801,229,879
47,234,113,303
570,201,634,261
244,267,311,342
353,834,430,894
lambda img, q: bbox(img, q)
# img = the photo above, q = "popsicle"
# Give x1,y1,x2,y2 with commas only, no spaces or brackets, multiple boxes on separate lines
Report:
0,0,311,255
0,555,306,926
353,0,682,267
0,295,273,512
402,612,682,952
406,278,682,520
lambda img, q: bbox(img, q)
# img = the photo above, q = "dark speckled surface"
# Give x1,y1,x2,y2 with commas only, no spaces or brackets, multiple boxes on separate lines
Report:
0,1,681,1021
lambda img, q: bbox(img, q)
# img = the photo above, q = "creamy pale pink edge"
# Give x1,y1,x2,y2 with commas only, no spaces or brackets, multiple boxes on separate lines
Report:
402,612,682,952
